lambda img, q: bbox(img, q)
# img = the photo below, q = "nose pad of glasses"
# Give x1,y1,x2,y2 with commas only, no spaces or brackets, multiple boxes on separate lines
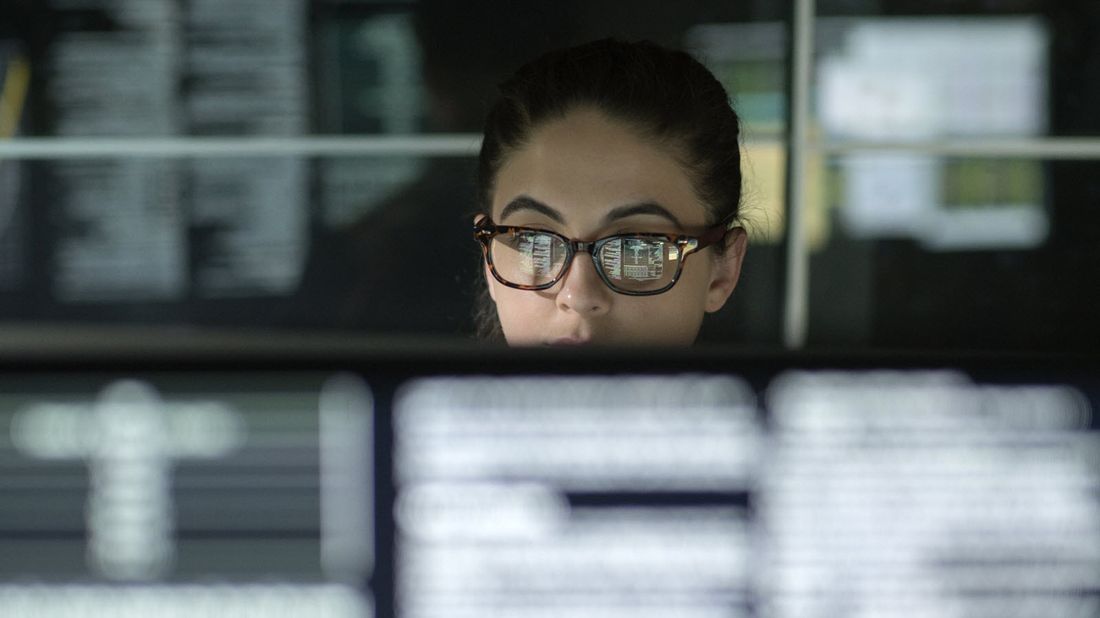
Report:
556,252,611,315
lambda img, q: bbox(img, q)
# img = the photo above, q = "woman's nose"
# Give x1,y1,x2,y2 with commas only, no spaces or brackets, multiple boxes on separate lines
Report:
556,253,612,316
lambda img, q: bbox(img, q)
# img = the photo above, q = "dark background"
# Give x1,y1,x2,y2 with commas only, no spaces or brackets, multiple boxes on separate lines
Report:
0,0,1096,352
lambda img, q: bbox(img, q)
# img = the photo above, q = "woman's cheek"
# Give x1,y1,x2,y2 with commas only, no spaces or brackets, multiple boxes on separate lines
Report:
495,288,546,344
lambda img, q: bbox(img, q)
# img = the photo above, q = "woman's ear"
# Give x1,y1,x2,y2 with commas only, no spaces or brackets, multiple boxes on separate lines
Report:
704,227,748,313
484,263,498,303
473,214,498,303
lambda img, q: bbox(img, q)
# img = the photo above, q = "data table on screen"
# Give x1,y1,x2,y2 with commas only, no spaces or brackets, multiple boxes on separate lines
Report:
1,362,1098,618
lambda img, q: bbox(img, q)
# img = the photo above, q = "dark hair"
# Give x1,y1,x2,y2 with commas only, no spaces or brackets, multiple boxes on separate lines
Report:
475,38,744,340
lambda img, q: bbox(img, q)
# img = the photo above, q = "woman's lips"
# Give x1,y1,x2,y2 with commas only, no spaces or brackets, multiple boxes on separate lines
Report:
547,336,591,346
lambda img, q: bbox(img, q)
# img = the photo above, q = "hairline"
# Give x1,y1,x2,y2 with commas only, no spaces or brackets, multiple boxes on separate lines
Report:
484,101,728,227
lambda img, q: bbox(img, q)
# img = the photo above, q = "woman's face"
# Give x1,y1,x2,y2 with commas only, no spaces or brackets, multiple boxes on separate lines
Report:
486,106,746,346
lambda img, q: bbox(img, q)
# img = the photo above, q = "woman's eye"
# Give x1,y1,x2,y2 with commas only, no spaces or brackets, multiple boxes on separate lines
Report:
517,231,551,245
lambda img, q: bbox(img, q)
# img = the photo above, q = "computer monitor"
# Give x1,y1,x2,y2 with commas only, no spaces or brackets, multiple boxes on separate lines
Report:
1,345,1097,617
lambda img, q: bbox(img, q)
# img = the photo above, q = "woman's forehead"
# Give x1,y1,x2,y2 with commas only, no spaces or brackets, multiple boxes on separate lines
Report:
491,108,707,228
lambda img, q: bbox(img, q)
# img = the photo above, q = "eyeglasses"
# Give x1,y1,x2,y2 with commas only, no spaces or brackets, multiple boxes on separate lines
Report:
473,216,730,296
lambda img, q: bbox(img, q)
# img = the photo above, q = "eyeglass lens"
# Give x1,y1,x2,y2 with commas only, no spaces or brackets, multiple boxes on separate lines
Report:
490,230,679,292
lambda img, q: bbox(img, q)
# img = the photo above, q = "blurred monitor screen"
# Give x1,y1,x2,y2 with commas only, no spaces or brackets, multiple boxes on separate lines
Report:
0,350,1097,617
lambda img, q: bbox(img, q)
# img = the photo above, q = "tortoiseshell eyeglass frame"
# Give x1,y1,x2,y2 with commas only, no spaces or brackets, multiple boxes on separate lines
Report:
472,215,732,296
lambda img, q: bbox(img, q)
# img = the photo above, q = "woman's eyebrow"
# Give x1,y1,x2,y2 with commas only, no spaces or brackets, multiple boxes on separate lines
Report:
602,202,682,228
499,196,564,223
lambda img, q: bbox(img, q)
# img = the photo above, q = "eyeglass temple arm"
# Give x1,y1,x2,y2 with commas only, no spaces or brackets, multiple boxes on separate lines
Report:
694,222,736,249
473,214,495,238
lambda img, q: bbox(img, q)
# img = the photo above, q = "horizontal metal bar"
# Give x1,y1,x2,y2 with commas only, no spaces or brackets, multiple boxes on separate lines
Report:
0,135,484,159
819,137,1100,159
0,134,788,159
2,135,1098,160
